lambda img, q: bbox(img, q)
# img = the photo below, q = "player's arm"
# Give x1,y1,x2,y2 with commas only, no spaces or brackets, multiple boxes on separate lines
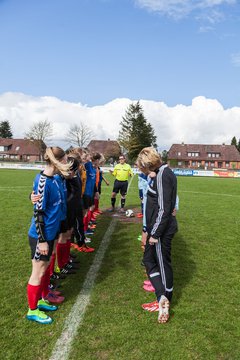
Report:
150,170,174,242
102,175,109,185
34,209,49,254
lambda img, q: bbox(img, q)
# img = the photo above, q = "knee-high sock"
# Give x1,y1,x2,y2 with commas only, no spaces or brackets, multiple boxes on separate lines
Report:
27,283,42,310
49,252,56,276
57,242,68,269
111,197,116,208
94,198,99,211
83,215,89,232
89,210,96,221
63,240,71,265
41,265,51,299
121,198,126,208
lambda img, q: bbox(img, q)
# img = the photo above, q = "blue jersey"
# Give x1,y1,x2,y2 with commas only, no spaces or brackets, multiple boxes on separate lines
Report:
54,174,67,221
28,172,64,241
84,161,96,197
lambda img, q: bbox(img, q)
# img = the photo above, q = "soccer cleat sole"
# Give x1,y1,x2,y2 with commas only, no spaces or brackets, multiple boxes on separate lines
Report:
26,314,53,324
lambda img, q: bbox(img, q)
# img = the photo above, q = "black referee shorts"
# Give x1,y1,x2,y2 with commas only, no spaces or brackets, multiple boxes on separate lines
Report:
112,180,128,196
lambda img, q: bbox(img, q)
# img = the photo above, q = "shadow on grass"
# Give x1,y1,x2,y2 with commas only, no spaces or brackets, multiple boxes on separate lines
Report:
94,221,139,285
172,232,196,307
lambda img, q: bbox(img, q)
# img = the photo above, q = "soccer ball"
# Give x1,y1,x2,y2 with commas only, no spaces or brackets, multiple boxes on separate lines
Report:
125,209,134,217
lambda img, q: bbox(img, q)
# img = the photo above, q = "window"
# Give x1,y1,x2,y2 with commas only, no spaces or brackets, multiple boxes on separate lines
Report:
188,152,191,157
192,161,196,166
210,162,214,167
178,161,182,166
226,162,230,167
208,153,211,157
212,153,215,158
0,146,4,151
216,153,220,158
16,146,20,151
177,152,181,156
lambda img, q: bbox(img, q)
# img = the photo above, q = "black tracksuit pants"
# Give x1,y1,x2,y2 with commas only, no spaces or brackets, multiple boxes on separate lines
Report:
143,216,178,302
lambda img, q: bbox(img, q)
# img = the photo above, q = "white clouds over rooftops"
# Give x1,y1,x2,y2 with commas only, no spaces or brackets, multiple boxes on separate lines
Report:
0,92,240,151
134,0,237,20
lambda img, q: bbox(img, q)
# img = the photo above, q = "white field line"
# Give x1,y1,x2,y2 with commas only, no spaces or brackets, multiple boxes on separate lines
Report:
180,190,240,198
49,174,135,360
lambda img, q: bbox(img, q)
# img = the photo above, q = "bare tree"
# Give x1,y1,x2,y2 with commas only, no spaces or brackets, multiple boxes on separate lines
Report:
25,119,53,160
65,122,94,147
25,119,53,141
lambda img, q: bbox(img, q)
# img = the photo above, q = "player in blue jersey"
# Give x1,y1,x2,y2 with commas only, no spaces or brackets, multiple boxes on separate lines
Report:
26,146,70,324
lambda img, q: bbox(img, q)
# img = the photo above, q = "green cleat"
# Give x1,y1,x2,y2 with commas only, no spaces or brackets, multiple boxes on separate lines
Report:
38,299,58,311
26,308,53,324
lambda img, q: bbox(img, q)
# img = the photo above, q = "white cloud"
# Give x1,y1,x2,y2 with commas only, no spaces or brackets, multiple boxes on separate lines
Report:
0,92,239,151
134,0,236,20
231,52,240,67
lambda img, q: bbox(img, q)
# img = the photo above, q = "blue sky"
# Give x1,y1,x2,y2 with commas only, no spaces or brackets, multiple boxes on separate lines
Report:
0,0,240,108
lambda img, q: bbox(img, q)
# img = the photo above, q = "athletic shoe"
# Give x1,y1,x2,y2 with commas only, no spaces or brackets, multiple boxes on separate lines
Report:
71,243,79,249
45,293,65,304
137,235,142,241
90,220,97,225
48,286,62,296
49,282,62,291
85,237,91,244
51,272,66,280
85,230,94,235
143,283,155,292
69,256,80,264
94,209,103,214
158,295,170,323
60,267,76,275
142,300,159,312
26,308,53,324
38,299,58,311
143,280,151,286
69,252,77,258
65,262,79,270
75,245,95,253
137,213,143,218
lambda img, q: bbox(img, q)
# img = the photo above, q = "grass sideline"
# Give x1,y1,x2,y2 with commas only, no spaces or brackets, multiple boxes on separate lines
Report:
0,169,240,359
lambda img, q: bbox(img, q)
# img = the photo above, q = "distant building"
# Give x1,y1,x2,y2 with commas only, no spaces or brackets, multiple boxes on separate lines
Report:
87,139,121,162
0,138,46,162
168,143,240,170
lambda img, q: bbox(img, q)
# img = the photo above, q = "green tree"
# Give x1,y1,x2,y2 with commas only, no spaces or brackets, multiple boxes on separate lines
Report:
0,120,13,138
161,150,168,163
231,136,237,148
237,139,240,152
118,102,157,162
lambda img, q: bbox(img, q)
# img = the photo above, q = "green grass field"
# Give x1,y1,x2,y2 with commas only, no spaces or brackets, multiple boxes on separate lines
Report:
0,169,240,360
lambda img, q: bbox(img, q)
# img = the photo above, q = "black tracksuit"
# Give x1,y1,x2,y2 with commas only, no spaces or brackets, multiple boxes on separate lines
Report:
144,164,178,301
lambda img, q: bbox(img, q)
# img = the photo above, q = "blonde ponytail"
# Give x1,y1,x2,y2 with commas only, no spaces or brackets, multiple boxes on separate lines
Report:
44,147,71,177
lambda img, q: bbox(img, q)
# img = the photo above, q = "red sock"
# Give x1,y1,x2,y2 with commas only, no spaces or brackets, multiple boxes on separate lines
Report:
49,252,56,276
63,240,71,266
41,266,51,299
84,215,89,232
57,242,67,269
94,198,99,211
89,210,95,222
27,283,41,310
